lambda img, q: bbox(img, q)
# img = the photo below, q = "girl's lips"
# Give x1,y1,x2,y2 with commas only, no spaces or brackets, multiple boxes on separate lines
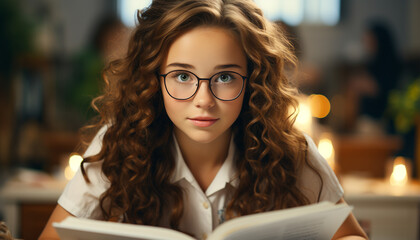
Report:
188,117,219,127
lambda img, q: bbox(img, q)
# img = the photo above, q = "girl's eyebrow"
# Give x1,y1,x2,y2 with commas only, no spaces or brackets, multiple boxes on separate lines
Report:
166,62,195,69
166,63,244,71
214,64,243,70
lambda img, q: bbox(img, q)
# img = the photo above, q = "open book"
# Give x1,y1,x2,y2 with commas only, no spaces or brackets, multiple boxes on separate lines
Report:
53,201,352,240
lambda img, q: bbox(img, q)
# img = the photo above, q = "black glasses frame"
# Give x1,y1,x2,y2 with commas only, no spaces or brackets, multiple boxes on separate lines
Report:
159,70,247,101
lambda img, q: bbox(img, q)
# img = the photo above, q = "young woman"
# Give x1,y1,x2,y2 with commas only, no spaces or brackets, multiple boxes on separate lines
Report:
40,0,367,239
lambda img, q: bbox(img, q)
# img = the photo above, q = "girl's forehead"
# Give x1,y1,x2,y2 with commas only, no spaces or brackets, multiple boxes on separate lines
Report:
162,26,247,74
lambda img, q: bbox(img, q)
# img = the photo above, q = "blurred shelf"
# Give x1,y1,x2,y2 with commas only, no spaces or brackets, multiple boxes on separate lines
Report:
335,135,403,178
342,176,420,240
0,169,67,239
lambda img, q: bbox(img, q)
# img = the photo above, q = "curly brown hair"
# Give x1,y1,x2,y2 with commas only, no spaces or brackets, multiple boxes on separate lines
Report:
81,0,322,230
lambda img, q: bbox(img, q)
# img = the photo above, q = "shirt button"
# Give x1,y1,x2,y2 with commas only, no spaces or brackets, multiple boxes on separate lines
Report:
202,233,208,240
202,201,209,209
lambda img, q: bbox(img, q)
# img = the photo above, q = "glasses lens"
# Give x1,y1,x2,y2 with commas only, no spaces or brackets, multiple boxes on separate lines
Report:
165,71,197,99
210,72,244,100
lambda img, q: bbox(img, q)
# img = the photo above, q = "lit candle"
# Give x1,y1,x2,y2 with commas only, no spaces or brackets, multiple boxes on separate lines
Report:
389,157,409,186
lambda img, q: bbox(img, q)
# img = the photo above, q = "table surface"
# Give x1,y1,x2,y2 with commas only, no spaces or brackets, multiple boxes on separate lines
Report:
2,170,420,202
0,169,67,203
2,170,420,240
341,175,420,202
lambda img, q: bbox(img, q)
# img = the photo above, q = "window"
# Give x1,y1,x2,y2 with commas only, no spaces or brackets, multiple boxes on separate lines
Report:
117,0,341,27
118,0,151,27
254,0,341,26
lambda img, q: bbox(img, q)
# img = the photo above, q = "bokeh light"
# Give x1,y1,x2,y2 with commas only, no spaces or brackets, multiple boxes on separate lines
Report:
390,157,408,186
65,153,83,180
309,94,331,118
318,138,334,160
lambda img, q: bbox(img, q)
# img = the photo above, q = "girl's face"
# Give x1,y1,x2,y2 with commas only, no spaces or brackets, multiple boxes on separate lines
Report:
160,26,247,144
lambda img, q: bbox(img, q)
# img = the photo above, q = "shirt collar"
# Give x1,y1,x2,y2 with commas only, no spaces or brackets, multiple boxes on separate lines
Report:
170,134,239,196
170,134,196,185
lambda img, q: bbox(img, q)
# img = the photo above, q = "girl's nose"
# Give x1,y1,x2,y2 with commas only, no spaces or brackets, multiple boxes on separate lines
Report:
193,81,215,109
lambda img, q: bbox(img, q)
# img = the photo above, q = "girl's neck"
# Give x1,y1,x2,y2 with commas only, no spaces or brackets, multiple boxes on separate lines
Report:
174,129,232,192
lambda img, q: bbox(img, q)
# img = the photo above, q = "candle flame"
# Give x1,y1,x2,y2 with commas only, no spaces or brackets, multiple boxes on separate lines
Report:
390,157,408,186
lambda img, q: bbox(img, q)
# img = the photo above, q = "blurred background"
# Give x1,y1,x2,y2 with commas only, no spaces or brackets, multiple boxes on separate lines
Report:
0,0,420,239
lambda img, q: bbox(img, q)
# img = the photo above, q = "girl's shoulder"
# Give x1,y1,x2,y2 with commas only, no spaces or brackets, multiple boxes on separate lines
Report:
80,124,110,187
297,133,344,203
58,132,109,219
301,133,327,166
83,125,108,158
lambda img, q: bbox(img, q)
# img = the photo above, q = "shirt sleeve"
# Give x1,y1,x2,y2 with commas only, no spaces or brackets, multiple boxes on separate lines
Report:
57,126,110,219
297,134,344,204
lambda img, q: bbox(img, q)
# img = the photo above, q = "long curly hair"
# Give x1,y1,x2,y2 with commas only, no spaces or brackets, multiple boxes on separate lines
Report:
81,0,321,230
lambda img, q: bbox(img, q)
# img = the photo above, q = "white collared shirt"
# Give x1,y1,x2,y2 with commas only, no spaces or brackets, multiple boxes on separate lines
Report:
169,134,238,239
58,126,343,240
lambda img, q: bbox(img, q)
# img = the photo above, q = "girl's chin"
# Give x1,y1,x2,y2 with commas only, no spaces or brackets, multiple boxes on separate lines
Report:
174,128,229,145
184,134,220,144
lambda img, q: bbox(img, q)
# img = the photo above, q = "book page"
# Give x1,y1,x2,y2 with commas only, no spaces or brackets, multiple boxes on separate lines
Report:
209,202,352,240
54,202,351,240
53,217,196,240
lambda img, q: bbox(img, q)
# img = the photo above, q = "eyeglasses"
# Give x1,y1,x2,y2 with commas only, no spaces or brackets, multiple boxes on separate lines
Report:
160,70,247,101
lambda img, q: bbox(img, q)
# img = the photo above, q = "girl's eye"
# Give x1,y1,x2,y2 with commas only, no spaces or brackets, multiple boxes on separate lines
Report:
177,73,190,82
216,74,233,83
